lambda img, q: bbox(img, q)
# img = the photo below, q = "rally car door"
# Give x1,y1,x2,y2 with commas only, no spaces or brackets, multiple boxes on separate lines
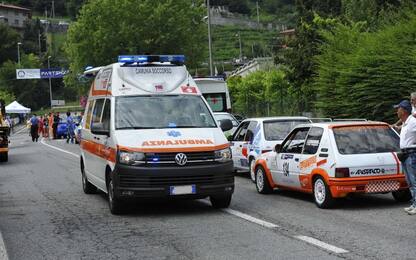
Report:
273,127,310,188
231,121,250,169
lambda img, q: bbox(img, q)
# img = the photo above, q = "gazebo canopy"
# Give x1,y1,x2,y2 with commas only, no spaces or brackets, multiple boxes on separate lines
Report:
5,101,31,114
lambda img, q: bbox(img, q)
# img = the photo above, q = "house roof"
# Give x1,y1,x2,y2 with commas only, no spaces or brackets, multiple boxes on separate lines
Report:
0,3,31,12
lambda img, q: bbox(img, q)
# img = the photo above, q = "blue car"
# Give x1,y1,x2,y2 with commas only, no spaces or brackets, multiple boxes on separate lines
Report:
57,121,77,139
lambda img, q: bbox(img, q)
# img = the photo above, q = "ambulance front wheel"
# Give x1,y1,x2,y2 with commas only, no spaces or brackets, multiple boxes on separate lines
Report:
81,160,96,194
392,189,412,202
108,178,124,215
210,194,232,209
313,176,335,209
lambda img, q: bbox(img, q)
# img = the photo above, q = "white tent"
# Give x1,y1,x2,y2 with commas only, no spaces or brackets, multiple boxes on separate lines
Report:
5,101,31,114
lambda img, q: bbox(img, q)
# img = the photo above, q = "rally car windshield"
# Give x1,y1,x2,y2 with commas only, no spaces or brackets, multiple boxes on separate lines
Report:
333,125,400,154
264,120,310,141
115,95,217,129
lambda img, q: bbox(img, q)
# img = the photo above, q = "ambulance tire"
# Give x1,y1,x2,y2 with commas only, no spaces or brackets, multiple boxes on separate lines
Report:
108,178,124,215
256,166,273,194
313,176,335,209
392,189,412,202
249,158,256,183
81,161,96,194
210,194,232,209
0,152,8,162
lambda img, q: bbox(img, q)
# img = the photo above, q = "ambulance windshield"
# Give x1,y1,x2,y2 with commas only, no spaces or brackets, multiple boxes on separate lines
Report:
115,95,217,129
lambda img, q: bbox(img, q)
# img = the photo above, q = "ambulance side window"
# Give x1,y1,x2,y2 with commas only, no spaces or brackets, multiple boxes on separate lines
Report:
92,99,104,126
101,99,111,131
281,128,309,154
303,127,324,155
233,121,250,141
85,100,94,130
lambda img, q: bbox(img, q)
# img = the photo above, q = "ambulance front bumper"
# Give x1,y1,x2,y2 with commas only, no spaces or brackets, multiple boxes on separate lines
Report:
112,161,234,199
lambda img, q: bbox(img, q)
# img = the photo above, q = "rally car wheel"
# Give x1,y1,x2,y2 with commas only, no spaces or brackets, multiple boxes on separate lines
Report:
313,176,335,209
392,189,412,202
108,178,124,215
81,162,96,194
249,158,256,183
256,166,272,194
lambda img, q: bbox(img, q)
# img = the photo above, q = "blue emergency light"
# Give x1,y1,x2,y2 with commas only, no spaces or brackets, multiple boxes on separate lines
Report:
118,55,185,64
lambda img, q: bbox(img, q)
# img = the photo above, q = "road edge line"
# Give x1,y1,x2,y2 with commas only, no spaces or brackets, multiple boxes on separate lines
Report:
0,230,9,260
295,235,349,254
40,138,79,158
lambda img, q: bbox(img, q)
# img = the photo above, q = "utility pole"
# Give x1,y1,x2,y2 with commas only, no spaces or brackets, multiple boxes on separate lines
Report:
207,0,213,76
17,42,22,67
47,56,53,108
237,32,242,61
256,1,260,28
52,0,55,18
38,31,41,57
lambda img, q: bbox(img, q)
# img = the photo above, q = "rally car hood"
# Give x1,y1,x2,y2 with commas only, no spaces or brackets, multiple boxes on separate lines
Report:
114,128,228,152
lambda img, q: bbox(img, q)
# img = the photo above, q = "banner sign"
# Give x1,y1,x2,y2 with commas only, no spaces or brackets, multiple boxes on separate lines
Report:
16,69,40,79
16,68,69,79
51,100,65,106
40,68,69,79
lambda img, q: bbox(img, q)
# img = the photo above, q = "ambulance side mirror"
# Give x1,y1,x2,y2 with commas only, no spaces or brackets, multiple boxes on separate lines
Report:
91,123,109,136
274,144,282,153
219,119,233,132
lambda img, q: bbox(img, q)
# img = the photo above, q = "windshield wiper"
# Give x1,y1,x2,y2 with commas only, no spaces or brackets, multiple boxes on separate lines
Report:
117,126,155,130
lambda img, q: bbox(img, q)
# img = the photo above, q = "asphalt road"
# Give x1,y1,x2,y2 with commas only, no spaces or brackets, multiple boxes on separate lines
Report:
0,129,415,260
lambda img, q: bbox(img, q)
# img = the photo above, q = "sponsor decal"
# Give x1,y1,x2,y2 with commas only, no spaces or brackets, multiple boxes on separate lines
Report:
350,168,386,176
135,67,172,74
142,139,214,146
181,86,198,94
299,155,317,169
317,159,327,167
283,161,290,176
154,84,164,92
167,130,181,137
281,154,294,160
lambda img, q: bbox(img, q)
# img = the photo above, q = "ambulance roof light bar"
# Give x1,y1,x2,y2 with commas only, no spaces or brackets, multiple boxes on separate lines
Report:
118,55,185,65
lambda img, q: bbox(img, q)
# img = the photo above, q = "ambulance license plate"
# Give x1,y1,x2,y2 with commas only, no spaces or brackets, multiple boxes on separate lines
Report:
170,185,196,195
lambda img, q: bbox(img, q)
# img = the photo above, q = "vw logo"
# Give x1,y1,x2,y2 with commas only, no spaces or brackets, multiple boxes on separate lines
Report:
175,153,187,166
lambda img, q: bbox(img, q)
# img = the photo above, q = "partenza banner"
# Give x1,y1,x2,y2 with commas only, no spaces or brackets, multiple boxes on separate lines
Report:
16,69,40,79
16,68,69,79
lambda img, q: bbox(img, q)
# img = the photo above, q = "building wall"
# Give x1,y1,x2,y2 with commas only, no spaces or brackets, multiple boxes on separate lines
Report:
0,7,30,29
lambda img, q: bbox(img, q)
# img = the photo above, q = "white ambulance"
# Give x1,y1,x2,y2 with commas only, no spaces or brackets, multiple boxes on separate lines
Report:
254,122,410,208
80,55,234,214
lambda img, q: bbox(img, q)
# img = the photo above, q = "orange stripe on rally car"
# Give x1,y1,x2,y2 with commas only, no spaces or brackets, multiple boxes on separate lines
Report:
316,159,327,167
391,152,401,175
117,143,229,153
81,139,116,163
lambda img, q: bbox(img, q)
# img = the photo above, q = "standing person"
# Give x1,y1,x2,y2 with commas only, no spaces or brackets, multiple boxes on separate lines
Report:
66,111,75,144
38,116,44,138
48,113,54,139
43,114,49,138
53,112,60,139
30,114,39,142
395,100,416,215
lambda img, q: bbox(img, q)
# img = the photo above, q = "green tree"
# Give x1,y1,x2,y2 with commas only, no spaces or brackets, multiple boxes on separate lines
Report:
65,0,207,90
0,23,21,66
0,54,50,110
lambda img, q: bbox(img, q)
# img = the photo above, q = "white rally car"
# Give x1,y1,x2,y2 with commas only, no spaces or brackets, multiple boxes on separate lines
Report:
254,121,410,208
230,117,310,181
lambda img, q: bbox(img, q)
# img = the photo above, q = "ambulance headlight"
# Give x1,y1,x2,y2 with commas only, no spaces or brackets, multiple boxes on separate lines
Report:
215,148,232,162
118,151,145,165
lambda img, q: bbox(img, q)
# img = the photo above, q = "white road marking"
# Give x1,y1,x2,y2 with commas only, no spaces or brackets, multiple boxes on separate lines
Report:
13,126,27,134
295,235,349,254
40,138,79,158
222,208,279,229
0,229,9,260
38,141,349,256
